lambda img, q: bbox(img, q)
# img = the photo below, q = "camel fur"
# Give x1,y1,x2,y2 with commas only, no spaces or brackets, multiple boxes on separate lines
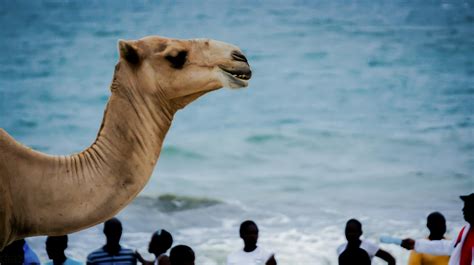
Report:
0,35,252,250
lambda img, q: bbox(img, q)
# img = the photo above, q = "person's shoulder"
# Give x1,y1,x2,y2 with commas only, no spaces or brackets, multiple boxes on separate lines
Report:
118,246,136,256
254,246,274,261
336,242,347,255
256,246,272,255
158,254,170,262
87,247,108,260
361,239,378,248
227,248,246,263
116,247,137,262
227,248,243,258
360,239,379,256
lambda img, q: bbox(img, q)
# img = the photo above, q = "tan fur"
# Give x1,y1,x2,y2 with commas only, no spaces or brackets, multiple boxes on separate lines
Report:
0,35,251,250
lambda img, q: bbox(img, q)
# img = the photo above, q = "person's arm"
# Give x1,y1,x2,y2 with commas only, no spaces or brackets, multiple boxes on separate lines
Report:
375,249,395,265
134,250,154,265
407,250,421,265
414,238,454,256
402,238,454,256
266,254,277,265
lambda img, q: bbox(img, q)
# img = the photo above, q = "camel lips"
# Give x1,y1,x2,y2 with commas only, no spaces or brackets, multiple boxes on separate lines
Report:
221,68,252,80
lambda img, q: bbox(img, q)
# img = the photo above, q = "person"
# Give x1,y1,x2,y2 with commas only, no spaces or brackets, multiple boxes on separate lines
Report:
0,239,41,264
337,219,395,265
401,193,474,265
45,235,83,265
169,245,194,265
87,218,137,264
0,239,25,264
136,229,173,265
408,212,450,265
226,220,277,265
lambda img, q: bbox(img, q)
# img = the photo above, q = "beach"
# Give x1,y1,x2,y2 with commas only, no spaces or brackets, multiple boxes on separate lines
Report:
1,0,473,264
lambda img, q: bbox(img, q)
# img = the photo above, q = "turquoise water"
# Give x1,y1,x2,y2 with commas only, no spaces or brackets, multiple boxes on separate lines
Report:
1,1,473,264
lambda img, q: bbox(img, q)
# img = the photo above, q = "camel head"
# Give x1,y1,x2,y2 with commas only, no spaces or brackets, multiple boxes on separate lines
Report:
117,35,252,109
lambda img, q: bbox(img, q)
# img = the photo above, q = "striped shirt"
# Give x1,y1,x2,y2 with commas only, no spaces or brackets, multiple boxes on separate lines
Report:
86,246,137,265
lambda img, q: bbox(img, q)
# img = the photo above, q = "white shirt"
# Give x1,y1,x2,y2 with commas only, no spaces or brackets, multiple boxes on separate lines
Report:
415,223,473,265
227,246,274,265
337,240,380,260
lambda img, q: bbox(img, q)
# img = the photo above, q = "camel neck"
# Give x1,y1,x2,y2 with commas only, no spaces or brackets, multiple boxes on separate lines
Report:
85,77,175,182
12,73,176,238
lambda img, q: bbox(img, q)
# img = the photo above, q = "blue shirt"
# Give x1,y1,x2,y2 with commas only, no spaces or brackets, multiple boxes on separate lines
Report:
23,241,40,264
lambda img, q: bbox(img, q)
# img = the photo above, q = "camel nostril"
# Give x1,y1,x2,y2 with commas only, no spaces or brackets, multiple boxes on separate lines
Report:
231,51,248,63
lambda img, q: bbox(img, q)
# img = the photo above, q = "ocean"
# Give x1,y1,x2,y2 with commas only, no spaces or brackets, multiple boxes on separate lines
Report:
0,0,473,264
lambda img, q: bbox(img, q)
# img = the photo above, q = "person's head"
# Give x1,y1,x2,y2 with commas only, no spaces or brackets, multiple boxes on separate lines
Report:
46,235,68,261
345,219,362,243
148,229,173,255
461,193,474,224
169,245,195,265
103,218,122,245
426,212,446,239
239,220,259,249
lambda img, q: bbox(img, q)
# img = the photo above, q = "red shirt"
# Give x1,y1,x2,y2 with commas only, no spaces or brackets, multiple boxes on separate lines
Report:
460,227,474,265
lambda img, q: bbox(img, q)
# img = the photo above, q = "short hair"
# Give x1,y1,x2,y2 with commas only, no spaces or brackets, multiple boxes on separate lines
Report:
46,235,68,249
170,245,195,265
427,212,445,224
103,218,122,235
239,220,258,235
154,229,173,250
346,219,362,231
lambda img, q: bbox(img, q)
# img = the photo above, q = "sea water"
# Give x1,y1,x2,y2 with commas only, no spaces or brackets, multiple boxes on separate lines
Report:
0,1,473,264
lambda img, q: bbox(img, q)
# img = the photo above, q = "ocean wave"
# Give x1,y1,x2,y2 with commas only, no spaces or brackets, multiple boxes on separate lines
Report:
135,194,222,213
442,87,474,96
246,133,289,144
161,145,206,160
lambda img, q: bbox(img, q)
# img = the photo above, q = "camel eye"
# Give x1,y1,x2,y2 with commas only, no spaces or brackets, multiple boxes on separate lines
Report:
165,51,187,69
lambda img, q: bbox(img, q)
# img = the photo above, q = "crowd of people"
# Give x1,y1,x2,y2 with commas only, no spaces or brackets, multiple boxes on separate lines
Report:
0,193,472,265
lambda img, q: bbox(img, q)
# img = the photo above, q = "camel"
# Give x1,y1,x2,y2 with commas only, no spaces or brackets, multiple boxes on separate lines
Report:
0,35,252,250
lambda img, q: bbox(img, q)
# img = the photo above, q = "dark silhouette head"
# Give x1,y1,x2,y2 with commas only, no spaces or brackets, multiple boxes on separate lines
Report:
239,220,259,251
345,219,363,244
338,247,371,265
148,229,173,256
461,193,474,225
0,240,25,264
426,212,446,240
102,218,124,255
46,235,68,262
169,245,195,265
103,218,123,245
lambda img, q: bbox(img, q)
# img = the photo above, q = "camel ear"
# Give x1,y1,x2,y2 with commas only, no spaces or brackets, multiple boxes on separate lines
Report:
118,40,140,64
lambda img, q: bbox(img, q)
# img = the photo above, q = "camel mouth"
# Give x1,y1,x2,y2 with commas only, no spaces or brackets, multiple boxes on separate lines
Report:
219,66,252,88
220,68,252,81
219,66,252,80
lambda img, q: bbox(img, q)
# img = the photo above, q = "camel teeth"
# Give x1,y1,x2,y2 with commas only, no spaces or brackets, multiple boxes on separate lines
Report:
230,73,249,80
